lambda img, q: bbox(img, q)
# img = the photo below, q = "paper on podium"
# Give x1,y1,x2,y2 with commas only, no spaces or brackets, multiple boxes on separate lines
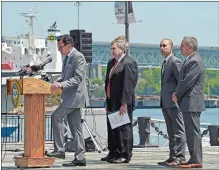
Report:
107,111,131,129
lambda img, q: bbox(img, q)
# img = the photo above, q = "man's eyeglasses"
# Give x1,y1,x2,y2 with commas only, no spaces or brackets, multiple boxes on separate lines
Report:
58,44,69,50
160,44,167,48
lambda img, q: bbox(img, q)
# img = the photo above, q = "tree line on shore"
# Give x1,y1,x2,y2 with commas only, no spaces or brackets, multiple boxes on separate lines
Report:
46,67,219,105
90,67,219,98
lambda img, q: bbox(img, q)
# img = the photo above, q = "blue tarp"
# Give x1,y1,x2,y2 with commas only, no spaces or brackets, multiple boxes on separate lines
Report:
1,126,18,137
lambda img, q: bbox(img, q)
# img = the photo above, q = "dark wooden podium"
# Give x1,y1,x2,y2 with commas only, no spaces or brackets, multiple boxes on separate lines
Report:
7,77,62,168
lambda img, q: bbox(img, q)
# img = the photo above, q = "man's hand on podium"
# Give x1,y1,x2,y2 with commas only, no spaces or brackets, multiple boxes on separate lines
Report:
51,81,63,90
25,65,32,73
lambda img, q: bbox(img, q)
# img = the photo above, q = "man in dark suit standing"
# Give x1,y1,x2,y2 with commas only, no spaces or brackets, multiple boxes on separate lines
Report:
101,36,138,164
172,36,205,168
158,38,186,166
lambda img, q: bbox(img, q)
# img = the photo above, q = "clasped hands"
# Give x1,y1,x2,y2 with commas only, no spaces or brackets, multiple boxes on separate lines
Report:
172,92,177,102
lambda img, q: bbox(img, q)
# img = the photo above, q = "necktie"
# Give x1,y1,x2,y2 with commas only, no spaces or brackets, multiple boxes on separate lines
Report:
107,60,118,99
63,56,68,66
63,56,68,70
161,60,166,75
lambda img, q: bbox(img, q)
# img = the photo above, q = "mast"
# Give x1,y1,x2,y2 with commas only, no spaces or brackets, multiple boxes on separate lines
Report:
19,8,37,46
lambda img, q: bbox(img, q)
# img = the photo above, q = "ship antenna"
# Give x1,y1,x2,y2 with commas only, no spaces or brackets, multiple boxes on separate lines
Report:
19,7,37,45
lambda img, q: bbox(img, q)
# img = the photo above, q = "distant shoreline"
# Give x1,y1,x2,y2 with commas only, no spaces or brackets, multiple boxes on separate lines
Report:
2,106,218,115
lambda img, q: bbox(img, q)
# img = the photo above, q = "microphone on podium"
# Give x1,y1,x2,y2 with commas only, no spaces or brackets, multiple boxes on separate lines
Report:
15,57,53,76
15,64,31,76
31,57,52,72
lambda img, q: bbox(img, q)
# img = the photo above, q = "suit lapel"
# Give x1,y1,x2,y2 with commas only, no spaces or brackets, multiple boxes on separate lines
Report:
107,59,115,81
161,61,165,79
180,55,193,76
179,54,195,80
162,55,173,79
183,55,191,66
164,55,172,73
109,56,125,79
62,56,67,80
62,56,67,73
62,48,76,80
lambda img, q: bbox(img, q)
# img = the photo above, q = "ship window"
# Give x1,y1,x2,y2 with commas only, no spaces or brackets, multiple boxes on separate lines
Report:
36,48,40,54
25,48,28,55
18,42,20,44
14,41,16,44
41,48,45,55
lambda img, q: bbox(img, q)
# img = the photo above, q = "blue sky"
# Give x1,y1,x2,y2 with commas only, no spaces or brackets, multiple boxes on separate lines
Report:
2,1,219,46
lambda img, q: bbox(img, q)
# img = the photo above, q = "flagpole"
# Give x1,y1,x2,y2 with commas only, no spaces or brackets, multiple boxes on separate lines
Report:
74,1,82,29
125,1,130,55
218,2,219,47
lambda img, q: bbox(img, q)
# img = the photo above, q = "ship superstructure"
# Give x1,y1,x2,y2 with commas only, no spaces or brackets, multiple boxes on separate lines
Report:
2,8,62,74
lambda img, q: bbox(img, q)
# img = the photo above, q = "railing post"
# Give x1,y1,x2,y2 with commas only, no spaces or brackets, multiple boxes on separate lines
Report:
137,117,151,146
208,125,219,146
17,115,20,142
50,115,53,141
20,116,24,142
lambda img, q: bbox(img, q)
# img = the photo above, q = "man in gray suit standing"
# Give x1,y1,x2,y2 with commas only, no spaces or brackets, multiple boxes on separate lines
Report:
158,38,186,166
172,36,205,168
46,34,87,167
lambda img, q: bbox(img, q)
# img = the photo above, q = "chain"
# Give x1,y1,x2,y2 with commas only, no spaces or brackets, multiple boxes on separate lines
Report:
150,120,209,139
134,119,209,139
149,120,169,139
201,128,209,137
132,120,138,127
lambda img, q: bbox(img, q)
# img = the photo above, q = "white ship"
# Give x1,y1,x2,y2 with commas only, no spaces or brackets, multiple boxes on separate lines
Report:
1,8,63,113
2,8,63,81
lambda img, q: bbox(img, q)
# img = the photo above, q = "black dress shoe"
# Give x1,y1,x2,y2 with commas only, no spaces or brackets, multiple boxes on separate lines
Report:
112,157,129,164
158,158,174,166
46,151,65,159
101,154,114,161
106,156,118,163
63,158,86,166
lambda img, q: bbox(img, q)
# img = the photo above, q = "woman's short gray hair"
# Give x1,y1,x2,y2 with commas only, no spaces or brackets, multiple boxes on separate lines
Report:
183,36,198,51
111,36,129,53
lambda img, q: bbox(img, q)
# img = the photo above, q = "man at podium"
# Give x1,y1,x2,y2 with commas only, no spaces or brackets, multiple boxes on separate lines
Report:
46,34,87,167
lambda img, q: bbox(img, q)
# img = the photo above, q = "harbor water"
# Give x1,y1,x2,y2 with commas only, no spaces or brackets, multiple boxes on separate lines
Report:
132,108,219,146
1,108,218,148
134,108,219,125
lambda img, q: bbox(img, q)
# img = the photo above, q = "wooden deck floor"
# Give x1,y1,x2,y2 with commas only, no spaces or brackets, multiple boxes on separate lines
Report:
1,145,219,170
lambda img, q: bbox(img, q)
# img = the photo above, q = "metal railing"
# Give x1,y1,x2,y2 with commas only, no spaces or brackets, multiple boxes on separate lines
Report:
1,115,211,147
1,114,52,143
132,117,211,147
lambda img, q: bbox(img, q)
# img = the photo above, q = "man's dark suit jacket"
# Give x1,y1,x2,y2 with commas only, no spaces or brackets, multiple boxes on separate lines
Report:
105,56,138,114
160,54,182,108
104,55,138,159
